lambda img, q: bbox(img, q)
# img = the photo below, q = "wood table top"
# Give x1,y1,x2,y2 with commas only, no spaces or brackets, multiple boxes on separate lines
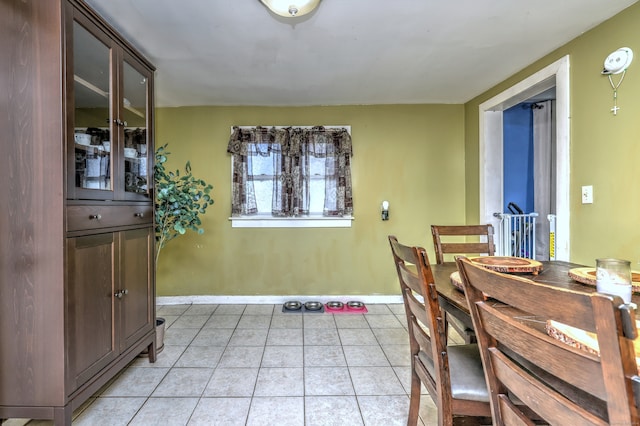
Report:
433,260,640,317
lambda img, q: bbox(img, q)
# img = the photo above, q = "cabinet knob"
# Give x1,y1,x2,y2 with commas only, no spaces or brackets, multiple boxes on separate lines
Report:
134,212,144,218
114,290,123,299
123,289,129,295
89,214,102,220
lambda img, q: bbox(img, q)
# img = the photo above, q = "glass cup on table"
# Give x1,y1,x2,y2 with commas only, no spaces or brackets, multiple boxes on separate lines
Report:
596,258,633,307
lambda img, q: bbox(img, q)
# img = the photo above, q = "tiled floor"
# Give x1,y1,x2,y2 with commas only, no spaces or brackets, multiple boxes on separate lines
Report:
5,303,464,425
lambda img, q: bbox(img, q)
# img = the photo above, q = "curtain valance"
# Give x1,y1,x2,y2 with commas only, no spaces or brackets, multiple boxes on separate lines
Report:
227,126,352,157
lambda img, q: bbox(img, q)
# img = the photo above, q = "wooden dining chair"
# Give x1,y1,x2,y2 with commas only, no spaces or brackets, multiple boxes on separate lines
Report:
388,236,491,426
431,225,495,265
456,256,640,426
431,224,495,344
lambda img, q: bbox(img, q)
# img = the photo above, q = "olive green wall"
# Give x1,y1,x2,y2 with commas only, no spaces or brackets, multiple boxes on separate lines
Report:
155,105,465,296
464,2,640,266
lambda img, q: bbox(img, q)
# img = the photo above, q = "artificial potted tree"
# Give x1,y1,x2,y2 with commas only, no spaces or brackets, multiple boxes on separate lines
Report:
151,143,215,353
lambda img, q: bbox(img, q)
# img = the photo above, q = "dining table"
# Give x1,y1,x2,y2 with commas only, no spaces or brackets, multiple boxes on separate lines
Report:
432,260,640,332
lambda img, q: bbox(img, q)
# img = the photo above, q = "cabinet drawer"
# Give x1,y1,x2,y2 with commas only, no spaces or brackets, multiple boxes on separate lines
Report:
67,205,153,231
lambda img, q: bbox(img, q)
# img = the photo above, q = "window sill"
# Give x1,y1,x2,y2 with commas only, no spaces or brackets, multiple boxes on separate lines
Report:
230,215,354,228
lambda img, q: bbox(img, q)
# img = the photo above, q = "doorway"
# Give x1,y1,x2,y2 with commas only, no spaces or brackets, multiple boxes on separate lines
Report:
479,56,570,261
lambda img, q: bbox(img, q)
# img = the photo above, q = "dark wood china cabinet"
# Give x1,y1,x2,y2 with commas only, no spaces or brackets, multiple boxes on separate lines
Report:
0,1,156,424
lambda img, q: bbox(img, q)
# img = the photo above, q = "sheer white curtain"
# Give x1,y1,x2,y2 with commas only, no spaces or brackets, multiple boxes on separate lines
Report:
533,100,555,260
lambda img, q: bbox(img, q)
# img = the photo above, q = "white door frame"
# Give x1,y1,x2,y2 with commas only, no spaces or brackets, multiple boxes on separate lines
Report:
479,55,570,261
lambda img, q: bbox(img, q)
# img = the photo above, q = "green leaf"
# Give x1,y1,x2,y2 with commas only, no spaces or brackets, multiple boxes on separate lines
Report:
155,144,215,263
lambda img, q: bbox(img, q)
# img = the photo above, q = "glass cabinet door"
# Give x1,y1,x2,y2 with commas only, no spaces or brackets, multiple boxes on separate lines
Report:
121,59,151,199
72,21,113,197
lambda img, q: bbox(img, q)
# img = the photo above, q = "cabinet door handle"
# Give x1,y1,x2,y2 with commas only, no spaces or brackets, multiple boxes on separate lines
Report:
134,212,144,218
123,289,129,295
114,290,123,299
89,214,102,220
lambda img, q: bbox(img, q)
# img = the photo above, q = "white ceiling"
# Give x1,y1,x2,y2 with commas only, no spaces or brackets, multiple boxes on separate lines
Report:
85,0,637,107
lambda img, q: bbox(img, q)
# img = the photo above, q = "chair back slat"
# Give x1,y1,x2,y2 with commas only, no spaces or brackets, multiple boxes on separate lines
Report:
399,264,425,297
462,263,599,332
405,290,430,330
431,225,495,264
457,256,640,426
478,303,605,399
490,349,608,426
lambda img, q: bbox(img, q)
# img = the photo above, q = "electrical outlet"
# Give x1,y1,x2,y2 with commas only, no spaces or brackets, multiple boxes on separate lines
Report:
582,185,593,204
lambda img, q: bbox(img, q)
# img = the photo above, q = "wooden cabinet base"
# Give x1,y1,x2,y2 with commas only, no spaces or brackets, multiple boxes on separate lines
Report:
0,332,156,424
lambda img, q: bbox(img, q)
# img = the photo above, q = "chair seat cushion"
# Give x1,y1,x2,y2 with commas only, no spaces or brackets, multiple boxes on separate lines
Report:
419,344,489,403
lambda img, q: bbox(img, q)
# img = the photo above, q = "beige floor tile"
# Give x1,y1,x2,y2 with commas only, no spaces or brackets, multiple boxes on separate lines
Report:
387,304,406,315
372,327,409,345
304,345,346,367
243,304,275,315
213,304,246,315
203,314,240,329
164,327,200,346
174,346,224,368
357,395,410,426
228,328,268,346
334,314,369,329
237,314,272,329
218,346,265,368
365,314,405,328
188,397,251,425
338,328,378,345
343,345,391,367
156,304,191,316
304,367,354,396
170,315,210,329
381,344,411,367
190,327,234,346
261,345,303,367
270,314,303,329
253,367,304,397
183,304,218,316
349,366,406,395
303,315,336,329
152,367,214,397
203,368,259,397
246,397,304,426
129,397,198,425
101,367,169,397
362,304,393,315
266,328,303,346
304,328,340,345
305,396,364,426
73,397,146,426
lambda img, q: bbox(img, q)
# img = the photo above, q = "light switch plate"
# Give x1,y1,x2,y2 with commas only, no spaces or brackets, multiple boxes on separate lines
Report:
582,185,593,204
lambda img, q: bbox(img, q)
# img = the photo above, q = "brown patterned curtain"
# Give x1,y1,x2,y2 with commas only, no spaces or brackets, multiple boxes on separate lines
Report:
227,126,353,217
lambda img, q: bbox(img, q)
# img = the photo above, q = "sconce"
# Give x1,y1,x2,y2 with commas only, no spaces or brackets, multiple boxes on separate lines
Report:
381,200,389,221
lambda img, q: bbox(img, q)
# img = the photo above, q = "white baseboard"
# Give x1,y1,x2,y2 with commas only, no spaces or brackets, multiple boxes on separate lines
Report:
156,294,404,305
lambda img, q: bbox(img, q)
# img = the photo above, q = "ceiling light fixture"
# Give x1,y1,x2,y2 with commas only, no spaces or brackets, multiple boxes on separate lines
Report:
259,0,321,17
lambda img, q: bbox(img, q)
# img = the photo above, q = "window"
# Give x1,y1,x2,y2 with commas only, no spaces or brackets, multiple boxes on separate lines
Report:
227,126,353,228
